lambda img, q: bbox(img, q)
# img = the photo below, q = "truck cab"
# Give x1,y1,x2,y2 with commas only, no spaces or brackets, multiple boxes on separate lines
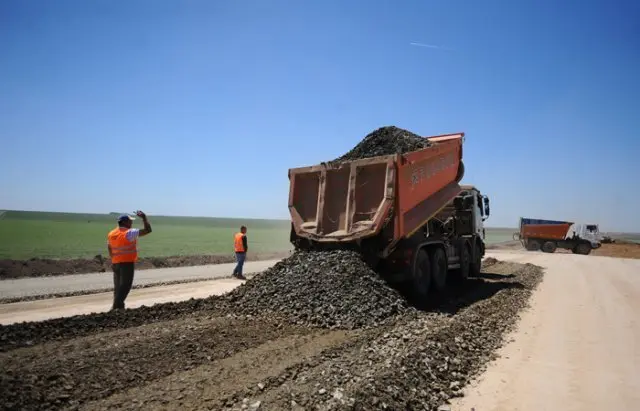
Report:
567,224,602,249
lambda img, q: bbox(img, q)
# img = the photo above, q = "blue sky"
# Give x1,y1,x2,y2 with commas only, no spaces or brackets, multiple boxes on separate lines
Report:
1,0,638,232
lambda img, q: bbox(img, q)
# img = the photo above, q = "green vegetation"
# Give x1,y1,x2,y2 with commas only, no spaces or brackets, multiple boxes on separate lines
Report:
0,210,533,260
0,210,292,260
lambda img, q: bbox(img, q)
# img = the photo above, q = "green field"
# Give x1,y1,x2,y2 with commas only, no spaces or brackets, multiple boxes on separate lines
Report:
0,211,292,260
0,210,521,260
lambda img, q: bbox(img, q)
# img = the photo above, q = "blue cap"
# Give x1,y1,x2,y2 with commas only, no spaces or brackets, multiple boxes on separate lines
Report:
117,214,135,222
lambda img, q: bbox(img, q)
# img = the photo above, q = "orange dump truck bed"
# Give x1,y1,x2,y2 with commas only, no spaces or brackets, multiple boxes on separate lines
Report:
521,224,572,240
288,133,465,247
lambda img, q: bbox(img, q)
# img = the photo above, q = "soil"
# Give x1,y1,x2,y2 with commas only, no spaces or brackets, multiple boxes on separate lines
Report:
0,251,291,280
0,260,544,411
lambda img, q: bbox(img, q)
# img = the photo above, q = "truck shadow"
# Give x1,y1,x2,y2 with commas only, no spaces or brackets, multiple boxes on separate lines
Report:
402,270,525,314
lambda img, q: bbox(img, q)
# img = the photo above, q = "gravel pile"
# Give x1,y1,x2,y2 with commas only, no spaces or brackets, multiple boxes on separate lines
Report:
217,261,544,410
226,250,410,329
332,125,431,163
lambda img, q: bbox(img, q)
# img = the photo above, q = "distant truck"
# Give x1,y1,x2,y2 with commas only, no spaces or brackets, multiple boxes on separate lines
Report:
287,133,491,301
515,217,602,255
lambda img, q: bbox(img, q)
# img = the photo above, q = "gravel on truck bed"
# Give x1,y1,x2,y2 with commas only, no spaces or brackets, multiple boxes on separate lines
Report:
332,125,432,163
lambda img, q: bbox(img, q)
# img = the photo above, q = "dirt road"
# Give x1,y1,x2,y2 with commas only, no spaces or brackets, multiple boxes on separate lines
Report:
0,278,245,325
453,251,640,410
0,259,279,300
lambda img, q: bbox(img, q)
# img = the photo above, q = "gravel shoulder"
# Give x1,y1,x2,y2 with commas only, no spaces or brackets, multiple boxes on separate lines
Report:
452,251,640,410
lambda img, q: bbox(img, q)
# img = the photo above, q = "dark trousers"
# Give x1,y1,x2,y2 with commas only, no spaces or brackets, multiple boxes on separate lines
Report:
112,262,135,309
233,252,246,276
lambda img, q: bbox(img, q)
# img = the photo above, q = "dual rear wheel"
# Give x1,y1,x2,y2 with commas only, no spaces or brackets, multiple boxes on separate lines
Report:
410,241,479,301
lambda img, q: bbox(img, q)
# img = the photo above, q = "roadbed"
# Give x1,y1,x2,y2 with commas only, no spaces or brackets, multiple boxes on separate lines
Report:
0,259,280,302
0,258,544,410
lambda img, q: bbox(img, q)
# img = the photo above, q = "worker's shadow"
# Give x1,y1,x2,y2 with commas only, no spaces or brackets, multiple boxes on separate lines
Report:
410,270,525,314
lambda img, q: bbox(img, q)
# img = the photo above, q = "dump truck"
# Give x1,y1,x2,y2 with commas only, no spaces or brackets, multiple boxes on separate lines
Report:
515,217,602,255
287,133,490,300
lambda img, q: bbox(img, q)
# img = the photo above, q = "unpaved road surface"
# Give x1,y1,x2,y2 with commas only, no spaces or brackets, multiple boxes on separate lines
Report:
0,278,245,325
453,251,640,411
0,259,279,300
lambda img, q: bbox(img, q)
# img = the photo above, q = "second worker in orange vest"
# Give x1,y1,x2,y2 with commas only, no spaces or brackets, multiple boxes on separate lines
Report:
232,225,248,280
107,210,153,310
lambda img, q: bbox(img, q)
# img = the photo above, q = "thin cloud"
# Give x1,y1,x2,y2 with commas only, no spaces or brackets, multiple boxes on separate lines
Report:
410,42,453,51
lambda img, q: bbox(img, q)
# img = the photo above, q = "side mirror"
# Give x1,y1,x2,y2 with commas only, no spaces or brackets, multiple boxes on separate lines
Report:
483,196,490,217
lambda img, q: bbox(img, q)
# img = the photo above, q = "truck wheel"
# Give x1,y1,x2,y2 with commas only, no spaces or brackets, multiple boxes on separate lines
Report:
542,241,557,253
469,242,482,277
410,249,431,300
525,240,541,251
451,243,470,283
429,247,447,293
573,243,592,255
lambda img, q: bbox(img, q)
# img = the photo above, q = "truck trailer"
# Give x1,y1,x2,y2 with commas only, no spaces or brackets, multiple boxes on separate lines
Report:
515,217,601,255
287,133,490,300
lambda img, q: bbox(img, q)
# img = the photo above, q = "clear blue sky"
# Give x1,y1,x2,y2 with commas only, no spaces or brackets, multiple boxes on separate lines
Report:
1,0,638,232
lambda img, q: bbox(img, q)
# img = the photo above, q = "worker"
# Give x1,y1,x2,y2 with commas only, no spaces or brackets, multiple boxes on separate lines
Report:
107,210,152,310
232,225,248,280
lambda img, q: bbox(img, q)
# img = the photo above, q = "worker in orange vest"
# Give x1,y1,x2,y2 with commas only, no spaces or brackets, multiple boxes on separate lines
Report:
232,225,248,280
107,210,152,310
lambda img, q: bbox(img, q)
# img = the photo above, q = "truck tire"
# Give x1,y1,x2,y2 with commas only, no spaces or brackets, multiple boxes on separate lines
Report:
429,247,447,293
542,241,557,253
525,240,541,251
469,241,482,277
451,243,470,283
573,243,592,255
410,249,431,300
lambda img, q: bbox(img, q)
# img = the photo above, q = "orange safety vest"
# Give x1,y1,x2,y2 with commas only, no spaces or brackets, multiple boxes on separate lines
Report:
234,232,246,253
108,227,138,264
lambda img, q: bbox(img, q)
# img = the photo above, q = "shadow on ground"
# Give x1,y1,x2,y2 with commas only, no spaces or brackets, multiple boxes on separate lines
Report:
397,265,526,314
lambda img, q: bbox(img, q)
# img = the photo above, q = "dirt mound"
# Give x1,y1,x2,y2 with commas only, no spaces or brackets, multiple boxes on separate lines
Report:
332,125,431,163
226,250,410,329
0,251,290,280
